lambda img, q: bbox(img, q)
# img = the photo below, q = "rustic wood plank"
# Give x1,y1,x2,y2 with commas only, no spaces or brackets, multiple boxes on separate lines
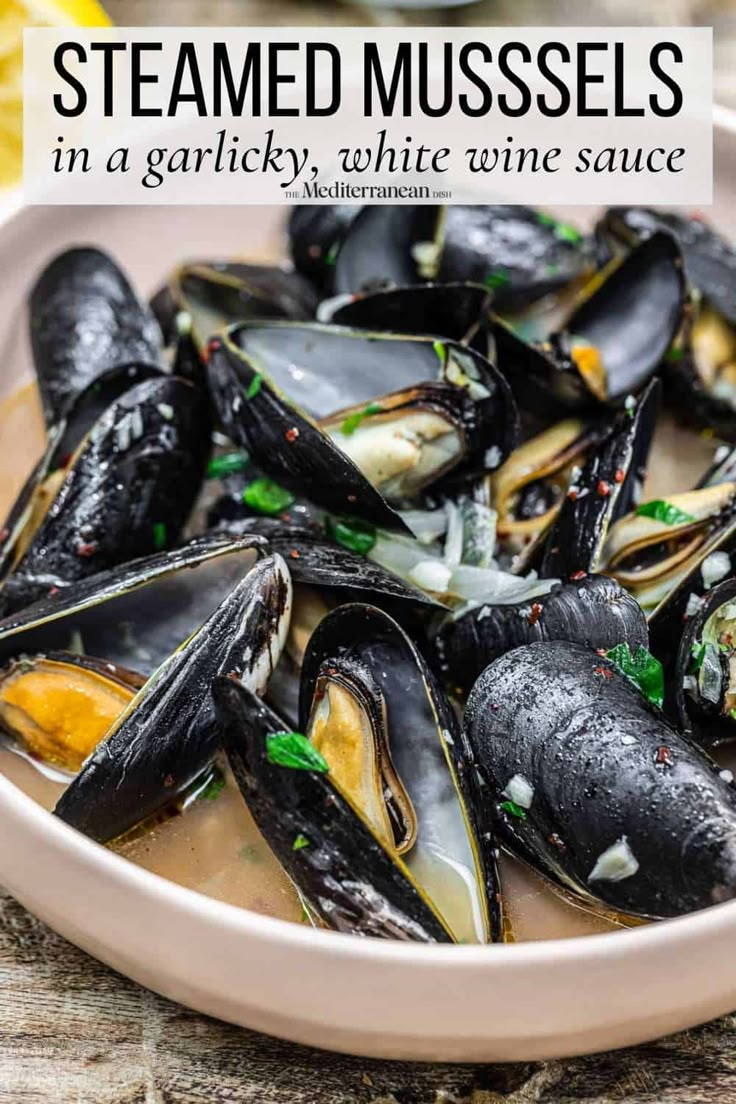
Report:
2,890,736,1103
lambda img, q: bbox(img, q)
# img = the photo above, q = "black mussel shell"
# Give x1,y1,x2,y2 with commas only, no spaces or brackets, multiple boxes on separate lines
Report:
207,322,517,529
675,578,736,748
438,206,593,312
166,262,319,348
330,283,493,356
300,603,499,943
561,232,685,403
437,574,648,695
660,295,736,442
213,675,452,941
464,640,736,919
288,204,362,291
0,376,211,617
209,516,439,612
0,534,266,675
698,444,736,489
601,207,736,325
30,247,163,426
333,206,443,294
489,320,597,419
540,380,660,578
54,554,291,843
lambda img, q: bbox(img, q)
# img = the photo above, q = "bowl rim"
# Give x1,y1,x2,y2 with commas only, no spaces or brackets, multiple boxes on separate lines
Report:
4,106,736,969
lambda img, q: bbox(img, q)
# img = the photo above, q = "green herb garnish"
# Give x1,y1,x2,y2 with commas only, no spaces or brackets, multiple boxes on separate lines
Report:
536,212,582,244
664,344,685,363
153,522,167,551
340,402,383,437
690,641,708,671
325,515,377,555
207,451,250,479
199,773,225,801
606,643,664,709
635,499,696,527
266,731,329,773
483,270,509,290
242,478,295,516
499,799,527,820
433,339,447,365
245,373,263,400
325,241,340,267
292,834,310,851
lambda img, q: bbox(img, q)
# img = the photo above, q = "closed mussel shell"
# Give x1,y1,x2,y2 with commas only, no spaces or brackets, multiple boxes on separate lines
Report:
288,204,362,292
464,640,736,919
30,247,164,426
0,375,211,617
437,574,648,695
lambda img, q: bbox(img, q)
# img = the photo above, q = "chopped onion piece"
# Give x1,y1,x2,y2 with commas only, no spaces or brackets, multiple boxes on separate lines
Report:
702,551,731,589
443,501,464,567
502,774,534,809
408,560,452,594
589,836,639,883
400,509,447,545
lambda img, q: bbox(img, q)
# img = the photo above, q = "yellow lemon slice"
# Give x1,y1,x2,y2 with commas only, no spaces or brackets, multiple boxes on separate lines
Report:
0,0,111,189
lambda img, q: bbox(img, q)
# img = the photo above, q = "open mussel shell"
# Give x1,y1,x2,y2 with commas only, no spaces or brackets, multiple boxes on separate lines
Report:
30,247,164,426
0,375,211,618
54,554,291,843
207,322,517,529
602,482,736,612
675,578,736,748
661,293,736,441
490,417,607,555
161,262,318,348
288,204,362,291
601,207,736,326
540,380,660,579
437,574,648,696
333,205,444,294
213,675,452,942
560,231,685,403
329,283,493,356
438,206,593,312
465,640,736,919
300,603,499,943
0,533,265,675
0,651,145,776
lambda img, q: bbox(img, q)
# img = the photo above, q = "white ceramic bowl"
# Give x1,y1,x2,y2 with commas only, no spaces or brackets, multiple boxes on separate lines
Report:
2,115,736,1062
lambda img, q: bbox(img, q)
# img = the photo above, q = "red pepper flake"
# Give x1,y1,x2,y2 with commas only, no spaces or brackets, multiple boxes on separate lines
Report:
49,586,59,597
595,648,607,656
347,494,357,503
547,833,566,853
280,512,292,522
655,745,673,766
0,528,9,545
597,480,611,497
163,774,175,788
285,427,299,443
571,570,586,581
76,541,98,558
614,469,625,484
289,549,300,560
528,602,543,626
594,666,613,679
567,489,578,502
307,244,321,259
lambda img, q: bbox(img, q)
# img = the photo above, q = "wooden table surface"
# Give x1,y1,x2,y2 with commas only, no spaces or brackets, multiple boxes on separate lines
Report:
6,1,736,1100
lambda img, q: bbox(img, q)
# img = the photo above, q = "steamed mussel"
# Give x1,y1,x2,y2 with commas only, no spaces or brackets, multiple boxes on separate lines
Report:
9,199,736,949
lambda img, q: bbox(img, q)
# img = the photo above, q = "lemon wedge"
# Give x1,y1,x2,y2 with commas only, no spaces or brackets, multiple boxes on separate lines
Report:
0,0,111,189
